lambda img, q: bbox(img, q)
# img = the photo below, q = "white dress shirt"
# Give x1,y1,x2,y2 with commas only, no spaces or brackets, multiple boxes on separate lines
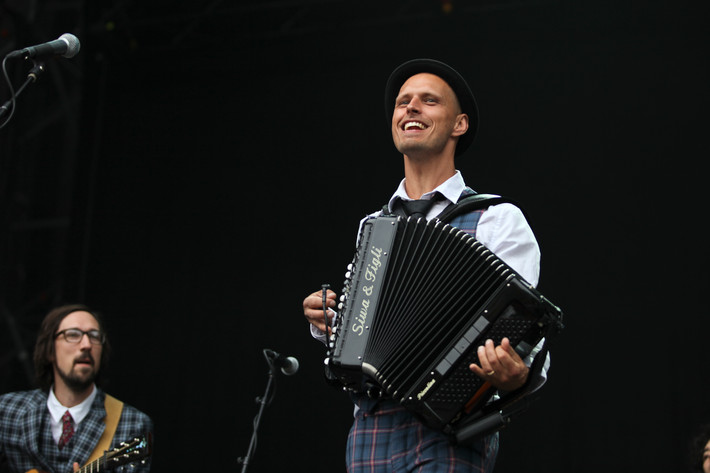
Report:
47,384,98,444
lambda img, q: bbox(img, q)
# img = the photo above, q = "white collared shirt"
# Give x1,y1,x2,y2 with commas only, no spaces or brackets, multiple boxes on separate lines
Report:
47,384,98,444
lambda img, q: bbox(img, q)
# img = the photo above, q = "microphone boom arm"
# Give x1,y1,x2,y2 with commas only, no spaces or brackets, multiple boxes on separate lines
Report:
0,58,46,127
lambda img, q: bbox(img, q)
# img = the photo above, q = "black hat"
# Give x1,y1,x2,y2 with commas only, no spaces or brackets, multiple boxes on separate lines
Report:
385,58,479,156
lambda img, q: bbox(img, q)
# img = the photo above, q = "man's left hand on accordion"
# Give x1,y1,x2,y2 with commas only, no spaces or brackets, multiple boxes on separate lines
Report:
469,337,530,392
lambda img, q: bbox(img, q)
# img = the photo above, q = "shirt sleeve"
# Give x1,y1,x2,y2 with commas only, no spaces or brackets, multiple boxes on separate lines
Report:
475,203,540,287
476,203,549,388
310,323,328,344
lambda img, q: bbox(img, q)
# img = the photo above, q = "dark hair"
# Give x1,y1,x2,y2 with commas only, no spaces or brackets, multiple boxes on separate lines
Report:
689,423,710,472
33,304,112,390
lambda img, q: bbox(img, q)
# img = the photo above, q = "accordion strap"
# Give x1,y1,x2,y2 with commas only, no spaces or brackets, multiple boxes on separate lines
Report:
382,193,522,223
435,193,520,224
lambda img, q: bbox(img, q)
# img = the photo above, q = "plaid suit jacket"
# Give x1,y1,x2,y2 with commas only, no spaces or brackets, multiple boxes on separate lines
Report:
0,388,152,473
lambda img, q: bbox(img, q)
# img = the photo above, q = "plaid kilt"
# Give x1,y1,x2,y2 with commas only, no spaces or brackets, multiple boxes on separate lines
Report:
346,397,498,473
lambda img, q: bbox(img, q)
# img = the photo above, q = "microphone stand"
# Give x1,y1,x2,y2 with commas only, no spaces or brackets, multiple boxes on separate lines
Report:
237,350,277,473
0,58,46,126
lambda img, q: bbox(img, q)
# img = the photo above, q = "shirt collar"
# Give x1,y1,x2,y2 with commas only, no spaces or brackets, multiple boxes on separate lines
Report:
387,170,466,211
47,383,97,425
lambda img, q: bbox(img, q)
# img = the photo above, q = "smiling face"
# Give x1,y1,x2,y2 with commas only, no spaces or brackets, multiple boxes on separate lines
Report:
391,73,468,160
704,439,710,473
52,310,103,393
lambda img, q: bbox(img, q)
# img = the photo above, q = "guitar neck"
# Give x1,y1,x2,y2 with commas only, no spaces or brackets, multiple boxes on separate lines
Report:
25,458,112,473
26,434,150,473
79,457,104,473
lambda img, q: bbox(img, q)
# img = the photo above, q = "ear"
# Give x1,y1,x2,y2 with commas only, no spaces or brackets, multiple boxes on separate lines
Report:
452,113,469,137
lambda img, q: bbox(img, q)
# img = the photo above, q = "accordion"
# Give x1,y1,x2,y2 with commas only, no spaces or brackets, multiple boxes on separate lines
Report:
326,215,563,435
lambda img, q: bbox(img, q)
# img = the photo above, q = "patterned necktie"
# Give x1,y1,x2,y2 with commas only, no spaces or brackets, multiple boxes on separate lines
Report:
58,410,74,449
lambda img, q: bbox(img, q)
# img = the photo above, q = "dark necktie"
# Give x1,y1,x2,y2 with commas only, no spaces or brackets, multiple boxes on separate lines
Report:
58,410,74,449
397,194,442,220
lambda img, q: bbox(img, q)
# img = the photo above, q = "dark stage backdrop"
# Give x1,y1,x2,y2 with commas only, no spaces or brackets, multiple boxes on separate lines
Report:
2,1,709,472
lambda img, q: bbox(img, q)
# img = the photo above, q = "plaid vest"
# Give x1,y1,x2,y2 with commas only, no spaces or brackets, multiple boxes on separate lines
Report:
385,187,486,238
443,186,485,238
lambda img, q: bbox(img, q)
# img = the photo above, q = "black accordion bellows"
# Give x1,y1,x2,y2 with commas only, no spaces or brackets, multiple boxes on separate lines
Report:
327,215,563,434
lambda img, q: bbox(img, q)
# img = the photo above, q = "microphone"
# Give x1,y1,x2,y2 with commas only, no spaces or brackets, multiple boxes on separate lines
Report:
7,33,81,59
264,349,299,376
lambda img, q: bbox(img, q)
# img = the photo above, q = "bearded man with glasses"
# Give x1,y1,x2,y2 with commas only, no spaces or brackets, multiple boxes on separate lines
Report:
0,304,153,473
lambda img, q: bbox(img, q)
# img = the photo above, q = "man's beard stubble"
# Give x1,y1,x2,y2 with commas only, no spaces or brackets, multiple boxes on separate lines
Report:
56,359,97,392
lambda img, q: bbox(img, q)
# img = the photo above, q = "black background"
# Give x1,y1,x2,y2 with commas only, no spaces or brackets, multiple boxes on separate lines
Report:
1,1,709,471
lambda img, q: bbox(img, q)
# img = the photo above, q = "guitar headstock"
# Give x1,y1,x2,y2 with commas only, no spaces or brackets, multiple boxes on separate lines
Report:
102,433,152,469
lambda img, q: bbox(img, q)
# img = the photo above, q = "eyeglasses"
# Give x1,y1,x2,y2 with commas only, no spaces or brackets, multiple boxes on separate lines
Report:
55,328,105,345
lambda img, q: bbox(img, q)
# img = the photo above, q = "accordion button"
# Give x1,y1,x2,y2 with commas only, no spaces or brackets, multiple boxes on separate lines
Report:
454,338,470,354
435,358,452,376
463,325,480,343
